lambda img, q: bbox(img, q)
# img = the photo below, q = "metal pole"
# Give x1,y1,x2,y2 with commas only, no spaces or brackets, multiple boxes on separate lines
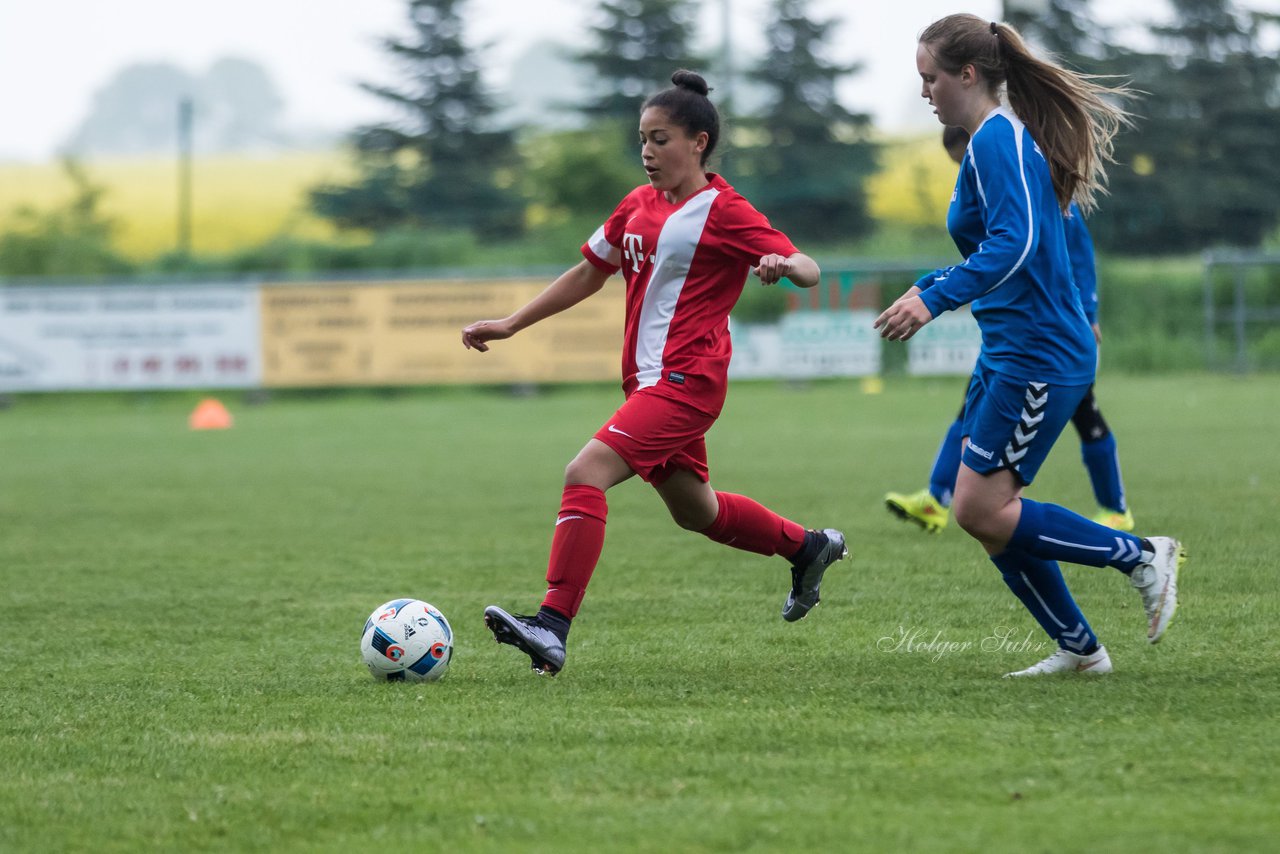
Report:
178,97,193,258
721,0,734,111
1203,252,1216,369
719,0,734,174
1234,266,1248,373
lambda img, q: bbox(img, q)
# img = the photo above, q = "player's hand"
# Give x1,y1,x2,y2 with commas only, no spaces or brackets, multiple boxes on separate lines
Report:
1091,322,1102,345
873,295,934,341
461,319,515,352
752,254,792,286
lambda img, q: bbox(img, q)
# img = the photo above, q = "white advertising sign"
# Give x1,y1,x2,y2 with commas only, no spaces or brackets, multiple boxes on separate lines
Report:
0,284,261,391
906,308,982,376
778,310,881,378
731,311,882,379
728,323,782,379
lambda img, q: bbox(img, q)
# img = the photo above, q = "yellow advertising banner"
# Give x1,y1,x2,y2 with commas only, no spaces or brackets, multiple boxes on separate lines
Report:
260,279,624,387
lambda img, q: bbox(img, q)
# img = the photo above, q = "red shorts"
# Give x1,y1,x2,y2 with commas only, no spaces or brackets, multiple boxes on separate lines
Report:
593,388,714,485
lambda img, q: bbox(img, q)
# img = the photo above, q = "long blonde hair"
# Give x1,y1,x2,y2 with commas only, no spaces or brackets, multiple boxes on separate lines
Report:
919,13,1134,214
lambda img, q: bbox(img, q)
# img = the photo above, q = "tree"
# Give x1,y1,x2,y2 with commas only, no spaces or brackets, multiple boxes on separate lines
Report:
1002,0,1115,63
200,58,287,151
733,0,877,242
1089,0,1280,252
0,159,133,276
523,128,638,224
576,0,704,124
553,1,706,216
310,0,523,238
63,63,199,156
63,59,285,155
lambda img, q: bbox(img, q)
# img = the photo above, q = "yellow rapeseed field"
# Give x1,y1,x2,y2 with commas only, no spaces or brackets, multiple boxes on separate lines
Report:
0,150,358,259
0,136,954,261
865,132,957,228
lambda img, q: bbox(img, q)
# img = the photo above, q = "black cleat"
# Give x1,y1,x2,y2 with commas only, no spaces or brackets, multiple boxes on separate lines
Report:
783,528,848,622
483,606,567,675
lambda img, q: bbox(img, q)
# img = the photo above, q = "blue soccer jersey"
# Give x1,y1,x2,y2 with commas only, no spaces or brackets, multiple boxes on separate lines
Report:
916,107,1096,385
1064,203,1098,325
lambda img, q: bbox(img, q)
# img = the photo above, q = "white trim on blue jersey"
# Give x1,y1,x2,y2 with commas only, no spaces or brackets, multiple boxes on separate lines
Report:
982,110,1036,294
921,107,1038,305
1064,203,1099,324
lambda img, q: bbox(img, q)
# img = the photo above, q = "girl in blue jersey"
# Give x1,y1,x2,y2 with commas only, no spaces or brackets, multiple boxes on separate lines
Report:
884,127,1134,534
874,14,1184,677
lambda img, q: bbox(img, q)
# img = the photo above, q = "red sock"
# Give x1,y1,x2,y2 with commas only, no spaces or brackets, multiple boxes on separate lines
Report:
700,492,806,558
541,485,608,618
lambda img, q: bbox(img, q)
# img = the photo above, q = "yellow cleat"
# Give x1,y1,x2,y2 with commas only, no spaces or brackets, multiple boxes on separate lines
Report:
884,489,949,533
1092,508,1135,532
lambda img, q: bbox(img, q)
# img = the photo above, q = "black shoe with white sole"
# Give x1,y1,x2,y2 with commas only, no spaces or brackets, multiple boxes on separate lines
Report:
782,528,849,622
483,605,568,675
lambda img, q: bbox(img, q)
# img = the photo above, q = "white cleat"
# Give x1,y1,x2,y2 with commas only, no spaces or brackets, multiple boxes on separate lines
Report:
1004,645,1112,678
1130,536,1184,644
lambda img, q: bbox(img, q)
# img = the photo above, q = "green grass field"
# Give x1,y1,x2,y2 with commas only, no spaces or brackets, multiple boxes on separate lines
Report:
2,374,1277,852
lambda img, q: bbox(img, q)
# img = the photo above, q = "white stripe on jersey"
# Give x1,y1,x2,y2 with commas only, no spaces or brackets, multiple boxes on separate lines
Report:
983,108,1034,295
970,107,1036,295
586,224,622,268
634,189,719,389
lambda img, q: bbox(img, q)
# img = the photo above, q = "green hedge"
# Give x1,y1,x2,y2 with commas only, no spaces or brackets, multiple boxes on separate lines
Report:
1093,257,1208,371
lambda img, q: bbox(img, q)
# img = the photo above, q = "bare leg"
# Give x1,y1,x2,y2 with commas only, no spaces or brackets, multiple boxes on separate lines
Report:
564,438,637,491
951,462,1023,555
653,468,719,531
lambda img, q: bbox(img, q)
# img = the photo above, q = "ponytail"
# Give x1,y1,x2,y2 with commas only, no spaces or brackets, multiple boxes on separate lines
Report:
921,14,1135,213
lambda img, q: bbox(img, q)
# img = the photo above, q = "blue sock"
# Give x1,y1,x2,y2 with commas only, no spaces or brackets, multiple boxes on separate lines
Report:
992,549,1099,654
1081,434,1126,512
928,419,965,507
1010,498,1145,572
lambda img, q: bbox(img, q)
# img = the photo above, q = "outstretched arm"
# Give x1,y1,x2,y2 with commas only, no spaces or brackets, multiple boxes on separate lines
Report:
461,260,612,352
753,252,820,288
874,285,934,341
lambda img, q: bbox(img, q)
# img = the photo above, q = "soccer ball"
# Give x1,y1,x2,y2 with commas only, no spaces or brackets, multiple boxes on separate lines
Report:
360,598,453,682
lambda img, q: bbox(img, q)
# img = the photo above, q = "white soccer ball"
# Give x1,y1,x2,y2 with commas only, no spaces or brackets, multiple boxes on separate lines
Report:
360,598,453,682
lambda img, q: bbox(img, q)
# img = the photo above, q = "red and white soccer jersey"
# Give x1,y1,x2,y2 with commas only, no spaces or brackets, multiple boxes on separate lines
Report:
581,173,797,416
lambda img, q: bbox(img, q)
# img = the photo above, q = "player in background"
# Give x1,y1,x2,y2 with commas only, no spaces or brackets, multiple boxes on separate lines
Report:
885,126,1134,534
874,15,1183,677
461,70,847,676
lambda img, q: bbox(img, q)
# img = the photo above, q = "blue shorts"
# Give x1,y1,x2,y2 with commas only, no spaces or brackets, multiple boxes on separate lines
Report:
960,365,1091,486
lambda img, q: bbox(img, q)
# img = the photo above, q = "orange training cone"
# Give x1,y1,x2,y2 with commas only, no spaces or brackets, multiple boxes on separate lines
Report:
189,398,233,430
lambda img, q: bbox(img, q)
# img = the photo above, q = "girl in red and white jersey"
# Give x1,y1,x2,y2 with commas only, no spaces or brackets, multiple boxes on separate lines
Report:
461,70,847,675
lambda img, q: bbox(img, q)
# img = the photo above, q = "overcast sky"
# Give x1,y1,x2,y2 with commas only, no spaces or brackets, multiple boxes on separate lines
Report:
0,0,1175,162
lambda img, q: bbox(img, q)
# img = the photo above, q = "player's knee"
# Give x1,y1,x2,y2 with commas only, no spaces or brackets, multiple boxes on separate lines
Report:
1071,389,1110,439
1072,409,1109,441
663,491,718,531
563,455,604,487
668,506,708,531
952,497,994,539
